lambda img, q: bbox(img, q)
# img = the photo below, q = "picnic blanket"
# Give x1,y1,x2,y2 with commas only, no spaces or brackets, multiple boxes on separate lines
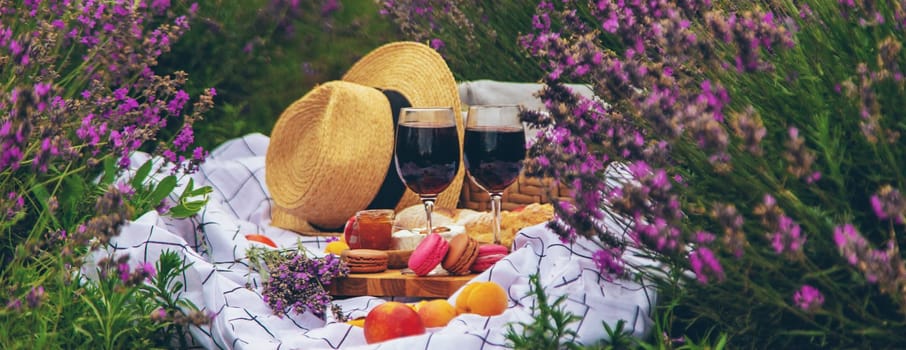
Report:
97,133,656,349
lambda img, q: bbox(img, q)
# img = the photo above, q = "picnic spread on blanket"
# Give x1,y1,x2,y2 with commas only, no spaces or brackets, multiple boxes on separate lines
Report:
97,42,656,349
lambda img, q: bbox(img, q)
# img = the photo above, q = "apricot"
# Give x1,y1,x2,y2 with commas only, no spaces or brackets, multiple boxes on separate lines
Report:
363,301,426,344
417,299,456,328
411,300,427,312
455,281,508,316
455,283,480,314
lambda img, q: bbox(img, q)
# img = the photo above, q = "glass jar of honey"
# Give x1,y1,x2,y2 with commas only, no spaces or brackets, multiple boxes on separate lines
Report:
348,209,394,250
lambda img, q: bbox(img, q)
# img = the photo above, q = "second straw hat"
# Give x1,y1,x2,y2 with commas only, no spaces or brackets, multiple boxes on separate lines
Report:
266,42,465,231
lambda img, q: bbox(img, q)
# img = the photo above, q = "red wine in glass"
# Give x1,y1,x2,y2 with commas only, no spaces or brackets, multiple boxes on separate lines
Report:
394,122,460,195
464,105,526,245
464,126,525,192
394,107,461,239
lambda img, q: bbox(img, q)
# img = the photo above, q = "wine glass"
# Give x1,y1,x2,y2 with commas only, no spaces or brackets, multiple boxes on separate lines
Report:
393,107,461,238
464,105,526,245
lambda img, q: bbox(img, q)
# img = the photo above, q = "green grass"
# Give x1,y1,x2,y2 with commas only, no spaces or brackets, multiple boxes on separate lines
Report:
161,0,403,149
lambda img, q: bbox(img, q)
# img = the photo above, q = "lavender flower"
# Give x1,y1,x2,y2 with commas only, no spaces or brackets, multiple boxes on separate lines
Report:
712,203,746,258
770,215,807,256
74,184,134,250
25,286,44,308
150,307,168,322
730,107,767,156
3,191,24,220
783,127,819,182
257,249,348,318
833,224,906,299
689,246,725,284
793,284,824,312
592,247,625,281
5,298,22,312
870,185,905,224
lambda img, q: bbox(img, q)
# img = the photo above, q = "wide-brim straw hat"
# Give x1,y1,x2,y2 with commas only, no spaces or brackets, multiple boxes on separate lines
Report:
266,42,465,232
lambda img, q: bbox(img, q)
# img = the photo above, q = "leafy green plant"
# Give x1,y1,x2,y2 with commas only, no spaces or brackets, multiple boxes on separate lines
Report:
68,251,206,350
1,170,211,348
505,273,582,350
140,250,209,348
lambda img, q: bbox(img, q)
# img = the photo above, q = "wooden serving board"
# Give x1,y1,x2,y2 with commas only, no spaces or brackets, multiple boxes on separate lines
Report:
328,269,474,298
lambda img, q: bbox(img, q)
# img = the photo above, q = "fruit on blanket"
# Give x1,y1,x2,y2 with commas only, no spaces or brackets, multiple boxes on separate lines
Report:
416,299,456,327
324,240,349,255
245,234,277,248
363,301,426,344
455,281,508,316
343,215,358,248
455,283,479,314
347,318,366,327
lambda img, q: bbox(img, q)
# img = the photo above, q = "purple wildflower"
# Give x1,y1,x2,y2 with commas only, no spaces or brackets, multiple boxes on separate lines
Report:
321,0,340,16
167,90,190,115
172,125,194,152
793,285,824,312
118,262,131,283
6,298,22,312
137,261,157,279
25,286,44,308
150,307,168,322
114,182,135,198
833,223,866,265
870,185,905,224
5,191,24,219
429,38,445,50
770,215,806,256
689,246,725,284
592,247,625,281
155,200,173,214
192,146,207,161
151,0,171,14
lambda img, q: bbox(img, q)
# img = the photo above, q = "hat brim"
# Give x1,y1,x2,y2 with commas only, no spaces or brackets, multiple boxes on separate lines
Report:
343,42,465,212
267,82,395,230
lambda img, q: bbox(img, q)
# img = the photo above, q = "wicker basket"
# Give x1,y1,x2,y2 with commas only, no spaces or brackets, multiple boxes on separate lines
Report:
459,173,574,211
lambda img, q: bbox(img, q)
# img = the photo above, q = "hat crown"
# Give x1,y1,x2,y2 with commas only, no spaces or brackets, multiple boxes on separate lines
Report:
266,81,393,229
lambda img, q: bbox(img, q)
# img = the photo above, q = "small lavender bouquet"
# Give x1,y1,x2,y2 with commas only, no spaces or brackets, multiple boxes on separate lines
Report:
247,244,349,319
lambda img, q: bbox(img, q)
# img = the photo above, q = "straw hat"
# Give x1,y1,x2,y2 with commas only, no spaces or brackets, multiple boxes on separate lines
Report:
266,42,465,232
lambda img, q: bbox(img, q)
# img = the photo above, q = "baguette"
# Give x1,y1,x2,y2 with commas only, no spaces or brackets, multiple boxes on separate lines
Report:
463,203,553,247
392,205,461,230
392,203,554,248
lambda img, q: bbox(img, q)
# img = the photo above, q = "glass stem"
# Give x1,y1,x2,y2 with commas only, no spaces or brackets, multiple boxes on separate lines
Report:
491,192,503,245
422,196,437,235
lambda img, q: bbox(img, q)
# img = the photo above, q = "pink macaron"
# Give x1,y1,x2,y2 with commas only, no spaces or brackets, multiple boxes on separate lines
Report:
407,233,449,276
470,244,509,273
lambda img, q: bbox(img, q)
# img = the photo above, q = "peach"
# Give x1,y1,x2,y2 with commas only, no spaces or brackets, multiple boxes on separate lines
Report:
417,299,456,328
455,281,508,316
364,301,426,344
